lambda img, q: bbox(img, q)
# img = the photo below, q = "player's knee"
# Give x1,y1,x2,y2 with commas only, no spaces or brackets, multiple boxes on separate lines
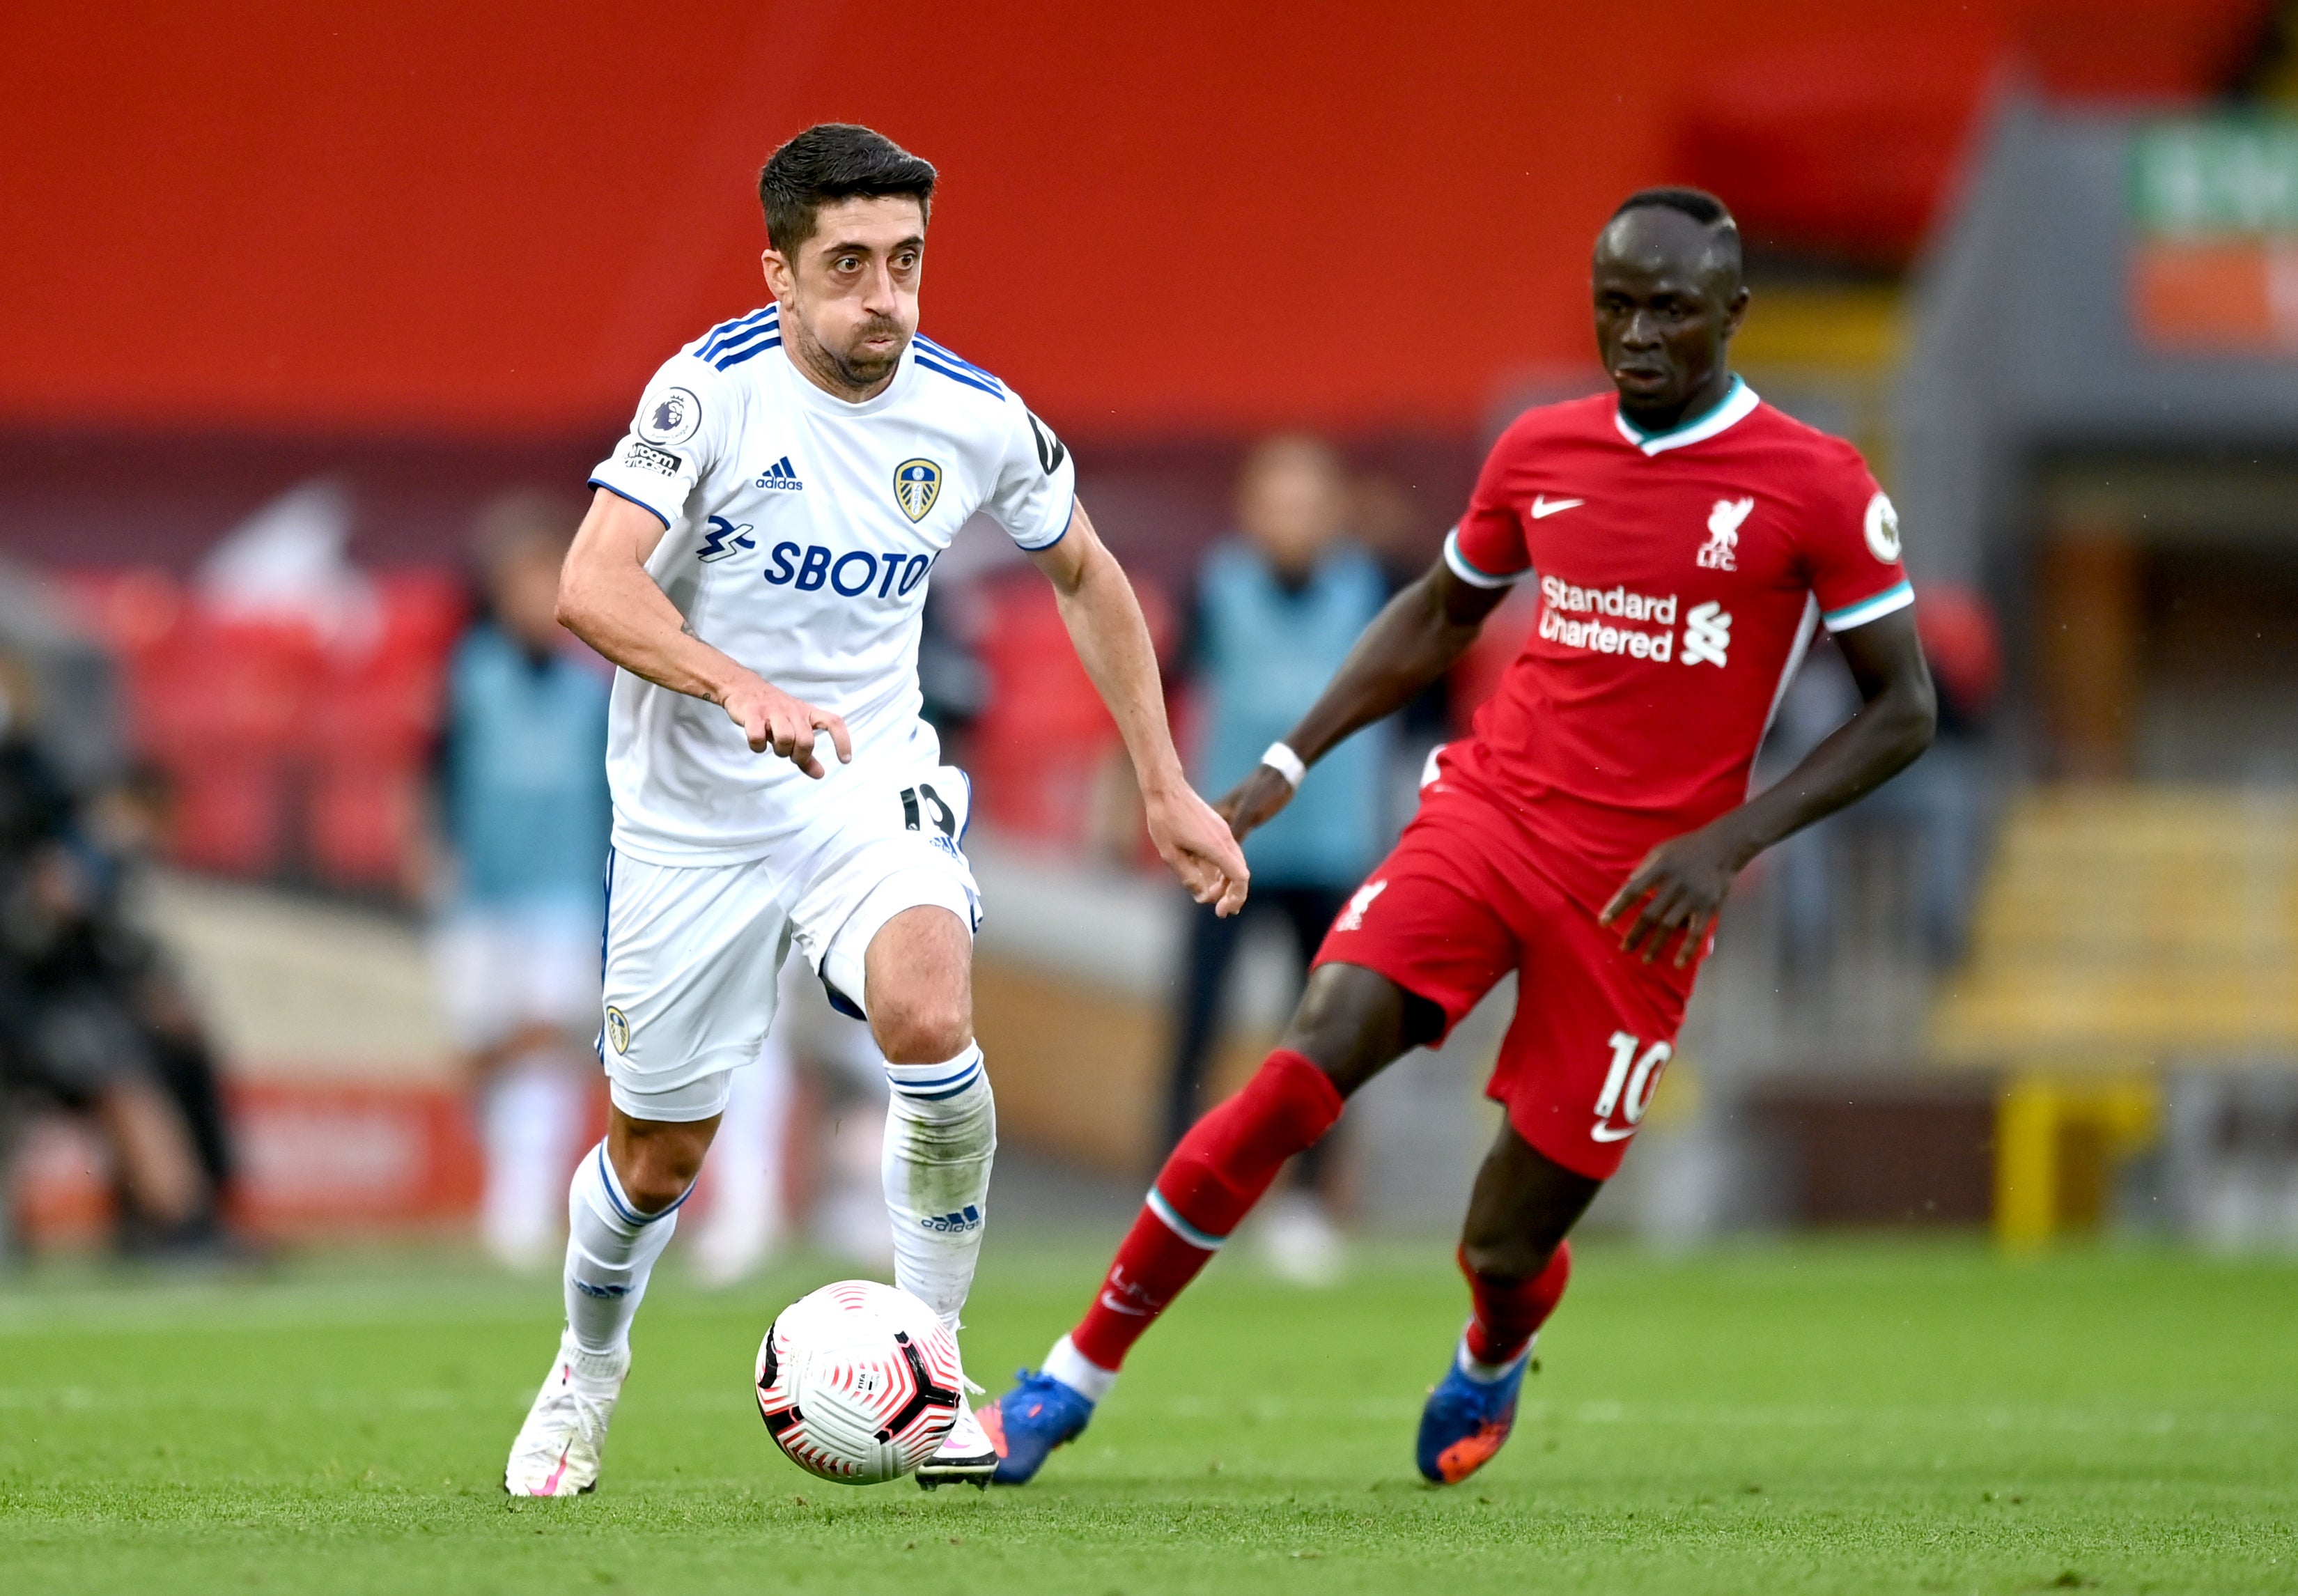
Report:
610,1122,711,1214
1459,1233,1551,1283
624,1142,706,1213
1279,964,1433,1094
871,993,972,1064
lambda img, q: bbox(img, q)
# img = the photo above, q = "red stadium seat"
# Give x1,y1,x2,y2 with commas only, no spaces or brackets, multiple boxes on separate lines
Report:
53,566,466,886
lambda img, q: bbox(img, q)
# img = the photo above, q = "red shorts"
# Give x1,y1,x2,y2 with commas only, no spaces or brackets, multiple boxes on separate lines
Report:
1312,778,1704,1180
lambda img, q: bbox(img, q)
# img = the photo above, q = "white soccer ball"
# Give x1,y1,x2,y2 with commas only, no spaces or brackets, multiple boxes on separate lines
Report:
754,1279,963,1484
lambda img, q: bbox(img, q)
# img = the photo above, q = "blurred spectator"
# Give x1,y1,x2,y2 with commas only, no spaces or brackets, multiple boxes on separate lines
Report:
429,490,802,1280
1769,584,2003,966
1349,469,1454,831
426,493,613,1271
1161,436,1392,1283
0,658,236,1257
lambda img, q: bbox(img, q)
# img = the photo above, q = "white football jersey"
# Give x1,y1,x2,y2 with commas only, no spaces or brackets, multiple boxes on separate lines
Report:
588,304,1076,865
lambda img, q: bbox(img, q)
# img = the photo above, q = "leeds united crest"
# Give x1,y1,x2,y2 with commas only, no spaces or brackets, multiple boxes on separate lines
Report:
892,458,942,523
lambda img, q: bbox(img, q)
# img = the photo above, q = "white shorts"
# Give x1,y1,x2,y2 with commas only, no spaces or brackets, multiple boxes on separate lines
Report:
599,761,978,1122
433,903,602,1051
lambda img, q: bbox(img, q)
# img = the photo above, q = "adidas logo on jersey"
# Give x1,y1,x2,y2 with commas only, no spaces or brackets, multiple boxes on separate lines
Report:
754,456,803,491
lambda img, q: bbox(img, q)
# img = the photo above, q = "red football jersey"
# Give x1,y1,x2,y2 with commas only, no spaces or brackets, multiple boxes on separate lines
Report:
1441,380,1911,911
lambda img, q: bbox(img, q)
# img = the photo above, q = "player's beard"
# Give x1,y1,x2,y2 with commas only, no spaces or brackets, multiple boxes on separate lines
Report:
823,315,908,388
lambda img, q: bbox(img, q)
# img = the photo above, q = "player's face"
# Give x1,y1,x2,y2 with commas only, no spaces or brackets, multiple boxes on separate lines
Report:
763,196,926,396
1590,211,1748,417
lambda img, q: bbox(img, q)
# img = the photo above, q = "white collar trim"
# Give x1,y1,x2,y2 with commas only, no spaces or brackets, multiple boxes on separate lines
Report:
1614,377,1759,456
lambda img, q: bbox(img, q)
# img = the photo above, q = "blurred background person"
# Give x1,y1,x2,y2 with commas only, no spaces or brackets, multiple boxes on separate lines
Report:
426,490,801,1278
1160,435,1392,1283
0,656,236,1257
425,492,615,1271
1349,468,1456,835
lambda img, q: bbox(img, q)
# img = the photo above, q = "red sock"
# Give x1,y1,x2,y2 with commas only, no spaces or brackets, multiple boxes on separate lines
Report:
1069,1050,1343,1372
1459,1239,1572,1367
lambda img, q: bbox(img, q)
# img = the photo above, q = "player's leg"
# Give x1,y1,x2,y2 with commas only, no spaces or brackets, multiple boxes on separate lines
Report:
986,964,1432,1475
988,839,1519,1482
860,902,988,1330
847,899,1007,1489
506,1101,722,1498
508,853,784,1496
1251,886,1358,1284
1413,867,1696,1485
1415,1124,1596,1484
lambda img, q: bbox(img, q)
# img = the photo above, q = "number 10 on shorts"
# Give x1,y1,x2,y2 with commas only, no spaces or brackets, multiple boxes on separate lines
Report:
1592,1031,1671,1143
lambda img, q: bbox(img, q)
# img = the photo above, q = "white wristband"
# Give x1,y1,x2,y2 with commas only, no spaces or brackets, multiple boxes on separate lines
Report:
1260,741,1307,789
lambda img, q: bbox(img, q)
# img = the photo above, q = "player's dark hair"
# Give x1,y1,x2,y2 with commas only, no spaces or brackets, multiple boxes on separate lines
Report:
1607,187,1742,282
1612,186,1733,229
759,124,936,256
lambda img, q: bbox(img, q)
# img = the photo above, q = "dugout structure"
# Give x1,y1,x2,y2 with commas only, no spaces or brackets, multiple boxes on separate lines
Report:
1900,95,2298,1244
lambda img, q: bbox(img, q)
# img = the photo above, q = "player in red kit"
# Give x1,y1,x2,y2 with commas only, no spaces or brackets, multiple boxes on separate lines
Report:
984,189,1938,1485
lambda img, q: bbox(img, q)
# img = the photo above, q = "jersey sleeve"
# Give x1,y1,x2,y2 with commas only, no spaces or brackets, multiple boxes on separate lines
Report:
1802,452,1913,633
588,354,731,528
981,393,1078,552
1443,421,1533,588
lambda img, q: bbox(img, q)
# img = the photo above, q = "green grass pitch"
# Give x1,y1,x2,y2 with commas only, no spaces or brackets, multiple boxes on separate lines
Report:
2,1238,2293,1594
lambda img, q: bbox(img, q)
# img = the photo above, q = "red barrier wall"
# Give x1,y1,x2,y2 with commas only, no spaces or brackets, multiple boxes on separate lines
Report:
0,1,2265,438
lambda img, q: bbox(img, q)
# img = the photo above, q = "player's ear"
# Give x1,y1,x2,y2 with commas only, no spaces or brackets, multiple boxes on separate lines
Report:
761,247,795,301
1721,284,1750,342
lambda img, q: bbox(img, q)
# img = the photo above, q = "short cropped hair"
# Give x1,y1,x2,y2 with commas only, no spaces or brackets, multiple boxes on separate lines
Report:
759,124,937,257
1613,186,1734,229
1607,187,1742,280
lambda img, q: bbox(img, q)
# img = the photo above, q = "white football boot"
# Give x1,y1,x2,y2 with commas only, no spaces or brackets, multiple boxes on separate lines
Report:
504,1331,628,1496
915,1395,998,1489
915,1356,995,1492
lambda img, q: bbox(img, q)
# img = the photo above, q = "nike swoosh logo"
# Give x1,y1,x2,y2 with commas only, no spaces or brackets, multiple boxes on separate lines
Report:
1532,497,1585,519
540,1439,574,1496
1098,1292,1150,1316
1590,1122,1638,1142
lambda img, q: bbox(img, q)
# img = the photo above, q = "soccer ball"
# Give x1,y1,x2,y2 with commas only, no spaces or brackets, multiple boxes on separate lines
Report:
754,1279,963,1483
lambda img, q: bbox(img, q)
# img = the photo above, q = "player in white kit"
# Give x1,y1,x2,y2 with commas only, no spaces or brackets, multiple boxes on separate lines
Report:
503,124,1249,1494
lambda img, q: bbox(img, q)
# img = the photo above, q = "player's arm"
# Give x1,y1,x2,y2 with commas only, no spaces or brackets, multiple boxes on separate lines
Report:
1027,499,1250,916
554,488,852,778
1218,558,1509,838
1603,608,1936,965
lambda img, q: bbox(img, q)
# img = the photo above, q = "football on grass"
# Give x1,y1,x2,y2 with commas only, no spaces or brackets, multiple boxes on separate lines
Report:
754,1279,963,1483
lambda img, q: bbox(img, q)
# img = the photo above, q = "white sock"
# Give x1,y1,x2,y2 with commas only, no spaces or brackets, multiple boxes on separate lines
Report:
479,1053,584,1271
1042,1333,1116,1404
564,1140,686,1358
1455,1327,1535,1385
880,1044,995,1333
689,1038,793,1284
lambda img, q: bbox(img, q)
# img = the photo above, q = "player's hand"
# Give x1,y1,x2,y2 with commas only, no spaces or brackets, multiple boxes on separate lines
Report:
1145,782,1250,917
1599,823,1753,967
1212,766,1296,844
720,674,853,779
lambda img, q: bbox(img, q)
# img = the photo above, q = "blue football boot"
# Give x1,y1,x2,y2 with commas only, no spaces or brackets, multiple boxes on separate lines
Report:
1415,1344,1530,1485
979,1369,1094,1485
